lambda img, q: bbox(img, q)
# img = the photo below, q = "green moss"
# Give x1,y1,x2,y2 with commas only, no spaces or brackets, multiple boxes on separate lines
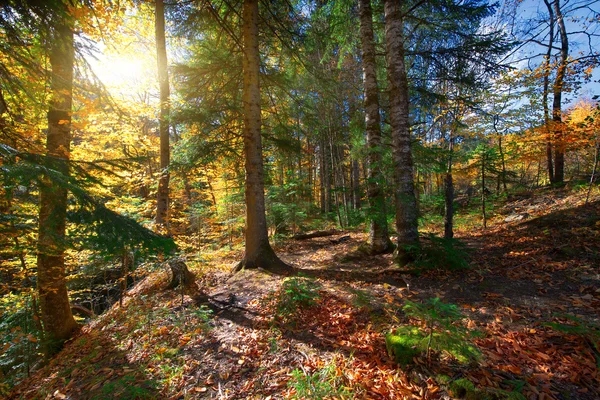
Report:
449,378,478,399
385,326,423,365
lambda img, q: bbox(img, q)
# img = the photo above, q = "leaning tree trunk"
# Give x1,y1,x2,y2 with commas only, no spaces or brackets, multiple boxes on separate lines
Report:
155,0,171,229
359,0,393,254
384,0,419,265
552,0,568,184
37,12,78,353
234,0,292,274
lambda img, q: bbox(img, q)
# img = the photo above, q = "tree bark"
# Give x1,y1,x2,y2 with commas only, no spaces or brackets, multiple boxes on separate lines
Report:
444,130,454,240
552,0,568,184
155,0,171,229
542,0,555,184
359,0,393,254
37,11,78,352
384,0,419,264
235,0,292,274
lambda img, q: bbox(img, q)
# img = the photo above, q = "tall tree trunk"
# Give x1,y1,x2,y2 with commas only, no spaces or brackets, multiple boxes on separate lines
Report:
234,0,292,274
37,11,78,352
481,154,487,229
359,0,392,254
543,0,555,184
384,0,419,264
444,130,454,240
155,0,171,229
552,0,568,184
352,160,361,209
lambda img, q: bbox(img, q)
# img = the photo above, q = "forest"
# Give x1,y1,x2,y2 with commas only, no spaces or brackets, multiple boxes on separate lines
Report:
0,0,599,398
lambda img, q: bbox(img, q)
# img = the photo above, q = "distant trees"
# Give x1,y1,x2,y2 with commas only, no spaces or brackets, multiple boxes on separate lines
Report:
506,0,600,185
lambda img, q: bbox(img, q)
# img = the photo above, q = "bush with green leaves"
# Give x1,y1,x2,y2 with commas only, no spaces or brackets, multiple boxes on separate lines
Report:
275,276,321,321
287,363,352,399
386,298,480,365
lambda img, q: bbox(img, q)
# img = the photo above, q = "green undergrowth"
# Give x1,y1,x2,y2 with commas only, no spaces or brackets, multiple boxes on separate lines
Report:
447,377,526,400
409,234,470,272
273,276,322,323
386,298,480,365
287,362,352,399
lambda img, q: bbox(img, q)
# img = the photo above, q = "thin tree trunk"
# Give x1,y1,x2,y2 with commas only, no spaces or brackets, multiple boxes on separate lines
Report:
444,130,454,240
352,160,361,209
155,0,171,229
37,11,78,353
234,0,292,274
543,0,555,184
586,138,599,204
552,0,568,184
481,155,487,229
384,0,419,264
359,0,392,253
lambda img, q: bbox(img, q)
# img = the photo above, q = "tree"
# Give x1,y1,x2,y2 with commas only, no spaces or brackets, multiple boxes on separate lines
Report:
384,0,420,265
36,2,78,351
234,0,292,274
155,0,170,229
358,0,393,254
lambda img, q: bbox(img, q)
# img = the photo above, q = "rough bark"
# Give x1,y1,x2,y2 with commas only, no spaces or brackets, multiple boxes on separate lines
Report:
155,0,171,228
359,0,393,254
552,0,568,184
37,12,78,351
384,0,420,264
236,0,292,275
167,258,199,295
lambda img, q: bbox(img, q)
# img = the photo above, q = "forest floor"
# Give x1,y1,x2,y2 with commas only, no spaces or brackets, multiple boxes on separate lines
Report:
9,188,600,400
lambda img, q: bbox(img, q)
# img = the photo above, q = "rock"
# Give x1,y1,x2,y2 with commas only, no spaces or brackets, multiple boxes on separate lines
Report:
504,213,530,223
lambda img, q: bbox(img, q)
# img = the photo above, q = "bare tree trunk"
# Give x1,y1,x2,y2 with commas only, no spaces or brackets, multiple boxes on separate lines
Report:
384,0,419,264
234,0,292,274
359,0,392,253
444,130,454,240
481,154,487,229
552,0,568,184
543,0,555,184
37,11,78,353
155,0,171,229
352,160,361,209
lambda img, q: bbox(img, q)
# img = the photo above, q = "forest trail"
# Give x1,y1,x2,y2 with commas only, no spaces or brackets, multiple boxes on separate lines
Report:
9,190,600,400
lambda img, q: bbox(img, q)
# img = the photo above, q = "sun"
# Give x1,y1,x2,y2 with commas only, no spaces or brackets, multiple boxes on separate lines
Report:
91,51,155,96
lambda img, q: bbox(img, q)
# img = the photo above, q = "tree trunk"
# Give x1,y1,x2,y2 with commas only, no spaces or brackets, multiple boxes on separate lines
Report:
543,0,555,184
359,0,392,254
37,12,78,353
552,0,568,184
155,0,171,229
235,0,292,274
352,160,361,209
444,131,454,240
384,0,419,264
481,154,487,229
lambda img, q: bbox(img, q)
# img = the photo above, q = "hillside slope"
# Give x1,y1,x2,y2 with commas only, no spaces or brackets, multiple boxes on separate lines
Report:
9,188,600,400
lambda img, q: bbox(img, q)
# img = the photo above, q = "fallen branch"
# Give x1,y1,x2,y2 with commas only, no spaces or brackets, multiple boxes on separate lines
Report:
292,229,339,240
